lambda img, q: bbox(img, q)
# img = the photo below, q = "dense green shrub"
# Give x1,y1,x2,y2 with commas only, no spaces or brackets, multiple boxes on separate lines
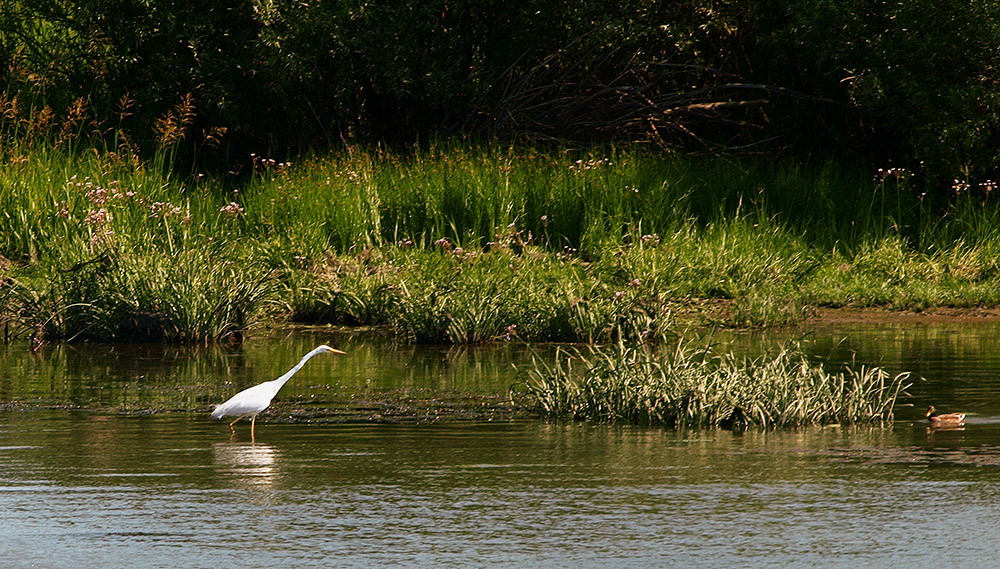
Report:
741,0,1000,189
3,0,999,195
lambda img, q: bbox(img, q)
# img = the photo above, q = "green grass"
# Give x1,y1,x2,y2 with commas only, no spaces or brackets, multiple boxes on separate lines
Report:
516,340,912,428
5,242,276,342
4,143,1000,342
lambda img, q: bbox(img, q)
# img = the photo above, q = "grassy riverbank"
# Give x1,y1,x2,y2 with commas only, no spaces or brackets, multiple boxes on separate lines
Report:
3,144,1000,344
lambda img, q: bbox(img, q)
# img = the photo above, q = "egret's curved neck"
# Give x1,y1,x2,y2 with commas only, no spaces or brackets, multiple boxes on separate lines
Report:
273,347,328,391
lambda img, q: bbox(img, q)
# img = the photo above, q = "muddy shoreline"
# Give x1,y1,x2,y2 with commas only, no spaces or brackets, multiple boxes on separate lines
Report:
0,393,534,423
805,306,1000,325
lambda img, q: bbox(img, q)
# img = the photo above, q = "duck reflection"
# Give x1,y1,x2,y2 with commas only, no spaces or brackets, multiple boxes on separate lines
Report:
926,424,966,434
213,442,281,488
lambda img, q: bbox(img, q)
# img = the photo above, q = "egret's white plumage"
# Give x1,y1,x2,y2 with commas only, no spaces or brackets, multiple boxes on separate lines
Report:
211,344,345,438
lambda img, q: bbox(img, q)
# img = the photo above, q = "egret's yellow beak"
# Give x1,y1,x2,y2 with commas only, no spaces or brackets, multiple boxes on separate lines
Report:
326,347,346,354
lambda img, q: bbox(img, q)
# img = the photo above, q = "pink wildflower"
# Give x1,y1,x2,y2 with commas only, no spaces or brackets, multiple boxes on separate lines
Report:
220,202,244,217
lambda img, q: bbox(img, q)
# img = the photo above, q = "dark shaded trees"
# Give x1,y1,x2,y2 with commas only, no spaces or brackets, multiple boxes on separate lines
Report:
1,0,999,193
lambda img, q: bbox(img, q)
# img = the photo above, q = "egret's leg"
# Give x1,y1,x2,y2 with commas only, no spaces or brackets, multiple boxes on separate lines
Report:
250,415,257,440
228,416,242,433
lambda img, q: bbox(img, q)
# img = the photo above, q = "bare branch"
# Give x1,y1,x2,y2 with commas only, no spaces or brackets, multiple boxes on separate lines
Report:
476,44,850,151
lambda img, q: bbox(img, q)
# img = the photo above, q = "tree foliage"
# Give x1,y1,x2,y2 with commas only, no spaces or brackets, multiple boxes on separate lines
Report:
0,0,999,192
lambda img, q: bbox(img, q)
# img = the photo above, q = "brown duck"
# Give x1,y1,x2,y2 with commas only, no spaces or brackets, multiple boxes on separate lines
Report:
926,405,966,425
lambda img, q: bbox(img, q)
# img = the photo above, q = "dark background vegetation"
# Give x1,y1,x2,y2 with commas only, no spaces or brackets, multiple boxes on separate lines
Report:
1,0,999,193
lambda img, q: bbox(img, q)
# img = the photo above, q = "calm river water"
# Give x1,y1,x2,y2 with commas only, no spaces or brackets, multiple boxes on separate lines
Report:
4,320,1000,568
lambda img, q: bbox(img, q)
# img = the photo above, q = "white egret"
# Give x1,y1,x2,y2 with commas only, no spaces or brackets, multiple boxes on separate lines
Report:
211,344,345,438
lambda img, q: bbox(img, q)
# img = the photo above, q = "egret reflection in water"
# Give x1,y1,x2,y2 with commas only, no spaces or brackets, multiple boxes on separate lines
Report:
213,442,281,487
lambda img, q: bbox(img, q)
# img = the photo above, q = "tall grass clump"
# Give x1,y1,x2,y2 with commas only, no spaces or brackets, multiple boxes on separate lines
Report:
270,229,681,344
10,142,1000,344
338,145,703,252
0,143,279,342
584,215,819,327
517,340,911,428
5,242,277,342
237,153,382,252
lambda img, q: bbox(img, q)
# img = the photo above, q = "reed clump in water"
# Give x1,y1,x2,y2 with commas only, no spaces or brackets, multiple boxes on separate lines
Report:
517,340,911,428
